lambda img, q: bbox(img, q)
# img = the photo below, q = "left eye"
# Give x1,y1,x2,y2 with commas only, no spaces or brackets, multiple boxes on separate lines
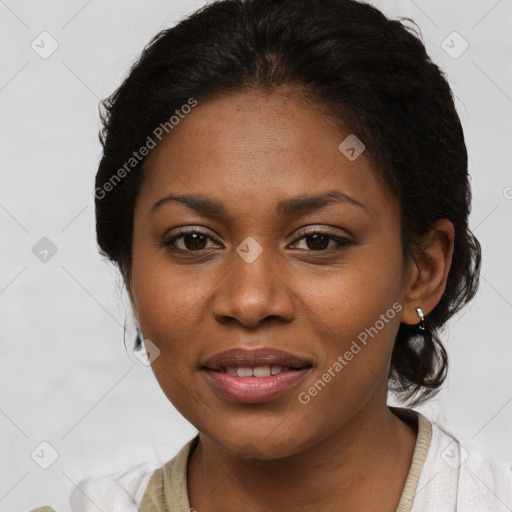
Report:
292,231,353,251
162,230,353,252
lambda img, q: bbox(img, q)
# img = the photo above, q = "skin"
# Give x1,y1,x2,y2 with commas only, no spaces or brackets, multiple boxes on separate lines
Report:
127,89,454,511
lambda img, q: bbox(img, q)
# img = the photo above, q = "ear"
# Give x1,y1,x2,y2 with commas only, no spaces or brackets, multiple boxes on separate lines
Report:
401,218,454,326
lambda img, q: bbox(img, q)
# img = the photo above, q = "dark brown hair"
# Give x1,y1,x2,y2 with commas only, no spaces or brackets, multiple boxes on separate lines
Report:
95,0,481,407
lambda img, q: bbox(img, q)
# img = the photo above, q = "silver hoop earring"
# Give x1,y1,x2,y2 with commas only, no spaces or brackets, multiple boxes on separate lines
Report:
135,328,143,350
416,307,425,331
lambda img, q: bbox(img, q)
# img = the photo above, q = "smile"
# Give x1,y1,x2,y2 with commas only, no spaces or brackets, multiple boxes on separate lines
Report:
219,365,292,377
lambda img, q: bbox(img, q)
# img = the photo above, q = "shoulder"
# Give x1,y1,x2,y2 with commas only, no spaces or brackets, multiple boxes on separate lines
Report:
413,413,512,510
69,460,160,512
26,462,159,512
456,432,512,509
139,435,199,509
29,437,199,512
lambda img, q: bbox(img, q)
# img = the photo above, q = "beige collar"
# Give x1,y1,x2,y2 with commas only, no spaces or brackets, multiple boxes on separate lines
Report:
139,407,432,511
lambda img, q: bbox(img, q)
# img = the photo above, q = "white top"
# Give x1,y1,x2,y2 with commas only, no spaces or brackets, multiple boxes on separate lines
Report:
412,418,512,511
30,409,512,511
68,461,158,512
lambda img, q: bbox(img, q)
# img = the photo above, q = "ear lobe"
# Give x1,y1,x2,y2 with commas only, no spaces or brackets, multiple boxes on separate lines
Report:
400,218,454,326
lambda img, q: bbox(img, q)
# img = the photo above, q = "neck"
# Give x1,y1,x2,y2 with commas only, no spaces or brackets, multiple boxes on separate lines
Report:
187,402,417,512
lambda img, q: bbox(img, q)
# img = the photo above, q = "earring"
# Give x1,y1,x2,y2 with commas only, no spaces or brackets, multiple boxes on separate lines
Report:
415,307,425,331
134,328,143,350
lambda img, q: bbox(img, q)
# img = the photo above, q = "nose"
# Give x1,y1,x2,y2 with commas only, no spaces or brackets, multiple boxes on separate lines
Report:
211,241,295,328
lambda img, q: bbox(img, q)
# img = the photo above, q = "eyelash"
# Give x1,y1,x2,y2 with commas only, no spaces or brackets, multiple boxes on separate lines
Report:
161,228,354,253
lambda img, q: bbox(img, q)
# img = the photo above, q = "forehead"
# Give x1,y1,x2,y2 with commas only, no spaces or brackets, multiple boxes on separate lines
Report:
136,91,397,221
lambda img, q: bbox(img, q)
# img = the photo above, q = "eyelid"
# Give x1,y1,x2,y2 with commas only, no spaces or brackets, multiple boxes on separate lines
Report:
161,225,354,252
293,225,351,239
291,223,356,241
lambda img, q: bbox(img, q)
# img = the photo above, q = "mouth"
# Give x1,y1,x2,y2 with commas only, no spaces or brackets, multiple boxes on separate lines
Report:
202,347,312,372
203,363,310,377
201,347,313,403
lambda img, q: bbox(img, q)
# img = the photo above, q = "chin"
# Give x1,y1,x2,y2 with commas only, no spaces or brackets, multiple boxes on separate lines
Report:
208,428,308,461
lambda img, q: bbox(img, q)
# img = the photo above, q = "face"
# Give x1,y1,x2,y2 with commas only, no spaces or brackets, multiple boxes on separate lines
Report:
129,90,415,459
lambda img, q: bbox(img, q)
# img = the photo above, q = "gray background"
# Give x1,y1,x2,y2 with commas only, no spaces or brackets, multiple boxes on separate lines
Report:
1,0,511,510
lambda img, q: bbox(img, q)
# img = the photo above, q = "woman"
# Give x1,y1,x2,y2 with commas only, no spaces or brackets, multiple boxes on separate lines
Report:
31,0,512,510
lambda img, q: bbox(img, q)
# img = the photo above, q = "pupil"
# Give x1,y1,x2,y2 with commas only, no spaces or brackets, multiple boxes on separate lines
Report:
306,234,329,251
185,233,206,250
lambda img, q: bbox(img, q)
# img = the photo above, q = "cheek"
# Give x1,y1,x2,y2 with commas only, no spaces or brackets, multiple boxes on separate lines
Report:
299,245,403,339
293,251,403,398
129,252,206,396
292,290,401,437
131,241,205,334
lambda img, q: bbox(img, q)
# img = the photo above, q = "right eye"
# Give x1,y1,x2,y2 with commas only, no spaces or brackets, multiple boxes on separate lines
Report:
162,229,219,252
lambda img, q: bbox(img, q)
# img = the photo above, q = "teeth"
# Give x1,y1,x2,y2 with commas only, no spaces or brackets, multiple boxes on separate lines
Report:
224,365,287,377
253,365,271,377
236,367,253,377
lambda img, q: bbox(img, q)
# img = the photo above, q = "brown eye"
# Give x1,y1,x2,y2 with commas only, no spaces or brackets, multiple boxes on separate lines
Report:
300,233,331,251
163,230,216,251
292,231,354,251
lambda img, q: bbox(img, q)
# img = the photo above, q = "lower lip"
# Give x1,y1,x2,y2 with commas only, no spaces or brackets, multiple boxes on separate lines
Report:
203,368,311,403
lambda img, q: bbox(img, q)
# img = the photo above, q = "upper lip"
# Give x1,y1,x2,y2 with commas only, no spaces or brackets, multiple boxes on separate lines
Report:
202,347,312,371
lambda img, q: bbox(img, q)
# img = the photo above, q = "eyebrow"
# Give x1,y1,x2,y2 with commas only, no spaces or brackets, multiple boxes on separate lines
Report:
150,189,368,217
